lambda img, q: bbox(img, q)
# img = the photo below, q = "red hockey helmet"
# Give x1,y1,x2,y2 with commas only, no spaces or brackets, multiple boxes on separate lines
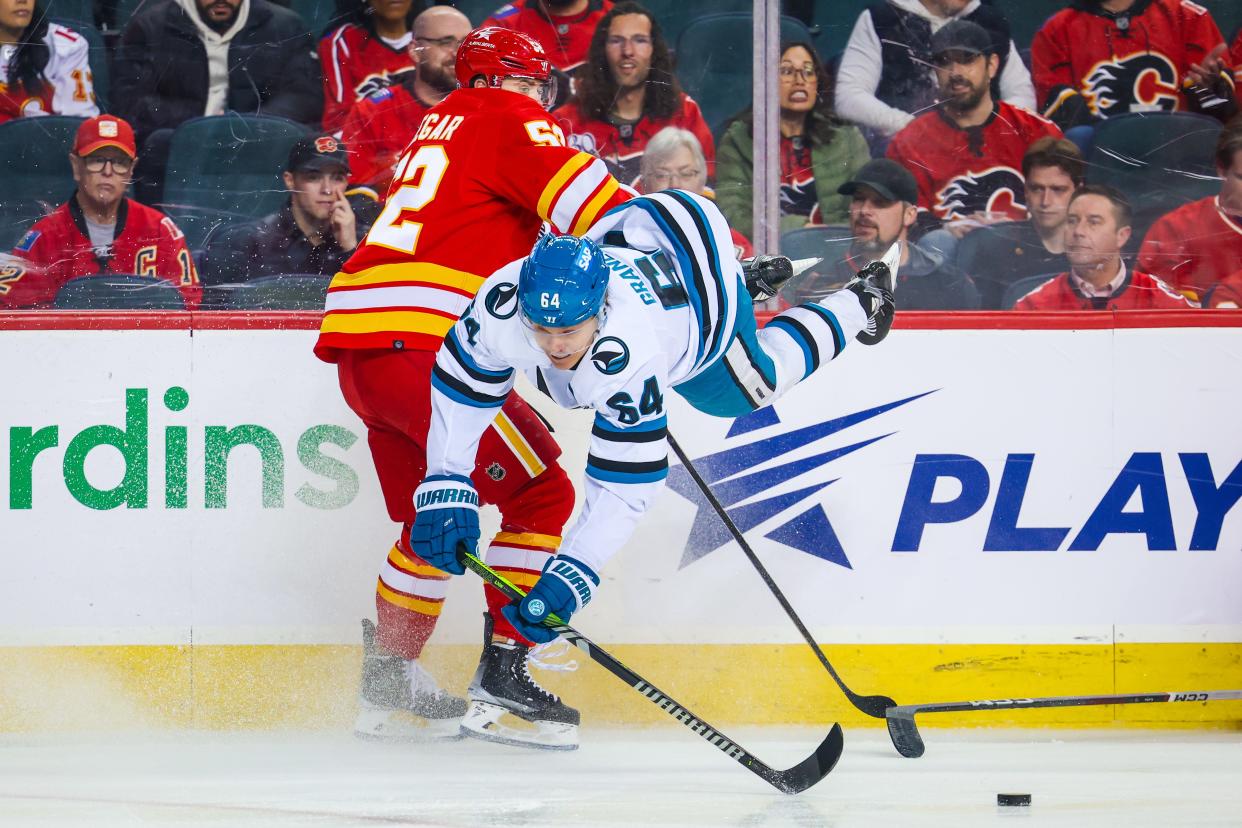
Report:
455,27,556,108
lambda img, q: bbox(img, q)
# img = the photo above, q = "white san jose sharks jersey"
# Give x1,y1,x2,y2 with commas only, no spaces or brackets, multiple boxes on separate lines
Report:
425,192,746,573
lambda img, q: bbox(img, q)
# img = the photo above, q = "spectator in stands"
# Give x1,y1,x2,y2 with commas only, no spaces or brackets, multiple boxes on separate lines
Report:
556,2,712,187
959,136,1085,308
1014,185,1192,310
340,5,470,190
1032,0,1236,132
640,126,754,260
886,21,1061,256
834,0,1035,148
1233,28,1241,86
199,135,380,289
112,0,322,146
320,0,423,133
1,115,200,309
482,0,612,74
0,0,99,122
715,41,871,241
781,159,978,310
1137,120,1242,303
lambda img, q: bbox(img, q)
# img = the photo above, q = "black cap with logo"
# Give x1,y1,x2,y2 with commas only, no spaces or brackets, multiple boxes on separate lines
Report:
837,159,919,205
286,135,351,174
929,19,996,59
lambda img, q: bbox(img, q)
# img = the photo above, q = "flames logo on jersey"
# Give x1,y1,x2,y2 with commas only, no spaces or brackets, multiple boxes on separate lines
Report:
935,166,1027,221
1083,52,1179,117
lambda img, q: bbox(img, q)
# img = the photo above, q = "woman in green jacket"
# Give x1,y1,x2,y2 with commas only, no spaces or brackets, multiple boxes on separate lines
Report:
715,41,872,239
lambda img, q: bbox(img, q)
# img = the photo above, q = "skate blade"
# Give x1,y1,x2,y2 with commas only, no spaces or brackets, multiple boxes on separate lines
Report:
354,706,465,743
460,701,578,751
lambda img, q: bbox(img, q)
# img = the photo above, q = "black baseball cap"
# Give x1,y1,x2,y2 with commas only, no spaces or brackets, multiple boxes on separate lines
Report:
286,135,351,174
837,159,919,205
929,19,994,58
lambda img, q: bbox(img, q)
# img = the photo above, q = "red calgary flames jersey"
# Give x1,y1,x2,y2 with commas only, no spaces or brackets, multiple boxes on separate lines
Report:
1032,0,1234,124
1013,268,1192,310
886,103,1062,222
2,197,198,308
340,84,433,190
1138,196,1242,301
556,94,715,187
483,0,613,72
314,87,630,361
1204,268,1242,307
319,23,416,133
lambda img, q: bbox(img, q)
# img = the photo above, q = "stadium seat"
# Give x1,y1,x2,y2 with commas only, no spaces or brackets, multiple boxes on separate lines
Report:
997,1,1063,51
676,12,815,134
1196,0,1242,44
811,0,871,61
645,0,754,53
45,0,95,25
1085,112,1223,239
288,0,350,39
954,221,1052,311
52,18,109,111
777,224,853,301
0,115,85,249
452,0,505,27
52,274,188,310
159,114,310,250
220,273,331,310
1001,273,1059,310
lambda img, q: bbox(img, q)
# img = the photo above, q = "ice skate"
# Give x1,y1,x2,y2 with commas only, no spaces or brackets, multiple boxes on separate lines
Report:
354,618,467,742
460,614,580,750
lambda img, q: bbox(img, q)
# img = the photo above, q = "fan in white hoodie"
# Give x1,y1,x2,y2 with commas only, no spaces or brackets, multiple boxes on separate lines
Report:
834,0,1036,139
177,0,252,117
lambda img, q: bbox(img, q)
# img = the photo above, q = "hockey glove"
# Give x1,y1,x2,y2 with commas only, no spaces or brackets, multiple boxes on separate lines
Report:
844,242,898,345
409,474,480,575
741,255,795,302
501,554,599,644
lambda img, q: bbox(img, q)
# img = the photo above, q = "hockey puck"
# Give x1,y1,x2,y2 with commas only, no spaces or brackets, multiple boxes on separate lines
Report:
997,793,1032,807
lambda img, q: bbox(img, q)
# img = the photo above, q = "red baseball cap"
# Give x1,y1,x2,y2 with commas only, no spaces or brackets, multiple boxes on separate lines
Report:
75,115,137,158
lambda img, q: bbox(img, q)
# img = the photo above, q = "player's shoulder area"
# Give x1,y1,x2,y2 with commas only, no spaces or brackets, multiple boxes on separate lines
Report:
474,259,526,320
46,21,89,54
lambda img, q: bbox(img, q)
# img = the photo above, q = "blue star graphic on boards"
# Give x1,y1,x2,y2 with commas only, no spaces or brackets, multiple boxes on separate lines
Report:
666,391,936,570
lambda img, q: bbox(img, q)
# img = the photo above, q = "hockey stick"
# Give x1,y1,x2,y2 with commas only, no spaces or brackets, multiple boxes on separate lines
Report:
886,689,1242,758
461,550,844,794
666,433,896,720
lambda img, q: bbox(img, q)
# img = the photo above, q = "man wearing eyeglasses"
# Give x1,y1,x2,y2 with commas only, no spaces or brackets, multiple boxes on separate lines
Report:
340,5,472,191
2,115,200,309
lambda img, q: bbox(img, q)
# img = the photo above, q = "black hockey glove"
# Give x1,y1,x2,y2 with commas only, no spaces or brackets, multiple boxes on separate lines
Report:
844,251,896,346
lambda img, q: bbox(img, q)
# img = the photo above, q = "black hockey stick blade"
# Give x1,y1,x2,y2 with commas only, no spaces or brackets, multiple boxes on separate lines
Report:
461,549,845,794
885,709,925,758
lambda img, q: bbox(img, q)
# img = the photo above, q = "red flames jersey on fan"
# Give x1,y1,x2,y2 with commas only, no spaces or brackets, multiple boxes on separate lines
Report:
320,23,416,133
1233,29,1242,85
1013,268,1193,310
314,87,630,361
1205,269,1242,307
483,0,612,72
1032,0,1233,121
0,22,98,123
1138,196,1242,301
556,95,715,187
886,103,1062,222
2,197,199,308
340,84,432,190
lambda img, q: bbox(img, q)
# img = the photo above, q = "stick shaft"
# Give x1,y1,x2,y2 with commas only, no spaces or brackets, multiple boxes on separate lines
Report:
462,552,841,793
666,432,893,718
892,689,1242,717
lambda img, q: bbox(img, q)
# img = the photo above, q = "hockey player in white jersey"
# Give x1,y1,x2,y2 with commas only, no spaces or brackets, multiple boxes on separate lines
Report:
410,190,896,745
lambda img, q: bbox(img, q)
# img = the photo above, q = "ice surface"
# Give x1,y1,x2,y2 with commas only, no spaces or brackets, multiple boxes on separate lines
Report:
0,727,1239,827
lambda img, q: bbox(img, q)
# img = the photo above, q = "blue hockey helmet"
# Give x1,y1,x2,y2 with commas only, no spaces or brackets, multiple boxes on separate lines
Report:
517,235,608,328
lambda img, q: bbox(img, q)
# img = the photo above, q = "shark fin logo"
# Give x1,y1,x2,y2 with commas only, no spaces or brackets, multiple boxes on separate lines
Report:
590,336,630,375
668,391,935,570
485,282,519,319
935,167,1026,221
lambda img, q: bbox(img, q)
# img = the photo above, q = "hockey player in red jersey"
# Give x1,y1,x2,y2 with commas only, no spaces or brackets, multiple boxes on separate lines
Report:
1014,185,1193,311
1137,119,1242,301
482,0,612,73
314,27,630,749
1031,0,1237,130
339,6,472,190
887,20,1062,229
319,0,420,133
2,115,198,308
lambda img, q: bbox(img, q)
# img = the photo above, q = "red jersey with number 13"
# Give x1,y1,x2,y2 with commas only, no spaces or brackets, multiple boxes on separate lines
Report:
314,87,629,361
